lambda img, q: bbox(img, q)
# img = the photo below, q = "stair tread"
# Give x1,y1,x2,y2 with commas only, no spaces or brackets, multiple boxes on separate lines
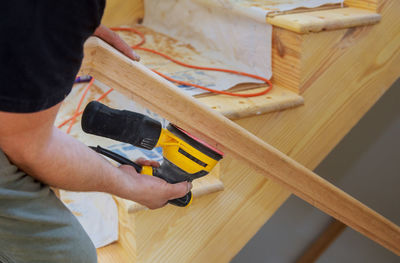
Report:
197,84,303,120
97,242,130,263
267,7,381,33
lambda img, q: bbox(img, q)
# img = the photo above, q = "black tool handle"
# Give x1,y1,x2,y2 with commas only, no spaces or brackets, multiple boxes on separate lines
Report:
82,101,162,150
89,145,143,173
168,192,192,207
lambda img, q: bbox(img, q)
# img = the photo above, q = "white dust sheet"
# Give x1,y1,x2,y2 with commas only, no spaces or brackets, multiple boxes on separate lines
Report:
143,0,343,95
60,191,118,248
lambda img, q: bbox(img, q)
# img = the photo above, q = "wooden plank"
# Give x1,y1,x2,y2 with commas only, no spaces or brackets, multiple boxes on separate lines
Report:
267,3,342,17
80,37,400,255
271,27,303,93
296,219,347,263
267,7,381,34
196,85,304,120
97,242,131,263
112,168,289,263
345,0,381,11
271,8,382,93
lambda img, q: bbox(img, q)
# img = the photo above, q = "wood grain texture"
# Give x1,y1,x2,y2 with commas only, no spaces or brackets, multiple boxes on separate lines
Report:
81,31,400,256
267,7,381,34
115,176,289,263
267,4,342,17
101,0,144,27
196,85,304,120
271,8,382,93
97,242,131,263
345,0,381,11
271,27,303,93
94,0,400,261
296,219,347,263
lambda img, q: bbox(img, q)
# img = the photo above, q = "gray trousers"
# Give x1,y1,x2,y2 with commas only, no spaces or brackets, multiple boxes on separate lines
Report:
0,150,97,263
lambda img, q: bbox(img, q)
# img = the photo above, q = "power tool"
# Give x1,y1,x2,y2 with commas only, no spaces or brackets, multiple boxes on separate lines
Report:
81,101,223,207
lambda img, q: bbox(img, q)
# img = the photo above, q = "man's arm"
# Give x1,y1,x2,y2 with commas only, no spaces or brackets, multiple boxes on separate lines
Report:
0,103,191,209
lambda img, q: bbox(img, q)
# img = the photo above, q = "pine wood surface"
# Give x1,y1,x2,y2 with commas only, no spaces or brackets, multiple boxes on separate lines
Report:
267,7,381,33
196,85,304,120
97,242,131,263
85,0,399,258
93,0,400,261
344,0,381,11
84,36,400,259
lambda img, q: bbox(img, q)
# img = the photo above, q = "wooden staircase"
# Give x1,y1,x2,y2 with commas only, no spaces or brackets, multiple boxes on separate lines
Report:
90,0,400,262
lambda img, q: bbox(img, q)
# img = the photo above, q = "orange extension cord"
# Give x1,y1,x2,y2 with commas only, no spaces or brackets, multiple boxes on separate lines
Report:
111,27,273,97
58,27,273,133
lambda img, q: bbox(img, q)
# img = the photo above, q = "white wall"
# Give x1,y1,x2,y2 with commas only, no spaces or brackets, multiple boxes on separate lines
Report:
232,78,400,263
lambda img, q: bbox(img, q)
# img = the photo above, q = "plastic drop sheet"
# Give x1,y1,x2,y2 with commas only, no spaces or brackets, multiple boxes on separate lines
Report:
60,191,118,248
143,0,343,95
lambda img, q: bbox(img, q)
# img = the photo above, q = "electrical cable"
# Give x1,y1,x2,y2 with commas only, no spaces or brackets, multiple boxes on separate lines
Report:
110,27,273,97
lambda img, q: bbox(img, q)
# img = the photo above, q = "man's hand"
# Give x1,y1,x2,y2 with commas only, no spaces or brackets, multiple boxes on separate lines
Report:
119,157,192,209
118,164,192,209
135,157,160,168
93,24,140,61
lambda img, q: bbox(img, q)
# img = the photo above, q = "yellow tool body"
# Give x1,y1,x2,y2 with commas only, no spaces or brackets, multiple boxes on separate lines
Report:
156,129,219,174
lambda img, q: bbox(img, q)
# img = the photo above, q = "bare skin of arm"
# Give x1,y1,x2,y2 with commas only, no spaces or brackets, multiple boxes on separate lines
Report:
0,103,191,209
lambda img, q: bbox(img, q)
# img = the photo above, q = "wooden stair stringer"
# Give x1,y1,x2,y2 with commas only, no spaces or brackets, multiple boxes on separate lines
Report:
95,0,400,261
89,0,399,258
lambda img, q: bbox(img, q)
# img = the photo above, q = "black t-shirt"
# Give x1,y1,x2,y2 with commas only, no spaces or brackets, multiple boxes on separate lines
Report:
0,0,105,113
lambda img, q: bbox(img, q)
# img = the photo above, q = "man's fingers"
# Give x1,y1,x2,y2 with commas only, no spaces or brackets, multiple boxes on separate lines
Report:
109,30,140,61
93,25,140,61
118,164,193,208
114,35,140,61
167,181,193,200
135,158,160,168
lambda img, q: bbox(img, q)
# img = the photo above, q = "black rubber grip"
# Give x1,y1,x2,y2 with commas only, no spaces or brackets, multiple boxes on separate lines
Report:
89,145,143,173
81,101,162,150
168,192,192,207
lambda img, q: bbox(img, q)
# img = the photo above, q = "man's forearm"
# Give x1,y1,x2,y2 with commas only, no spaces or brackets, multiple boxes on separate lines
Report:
0,102,190,209
22,127,124,194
